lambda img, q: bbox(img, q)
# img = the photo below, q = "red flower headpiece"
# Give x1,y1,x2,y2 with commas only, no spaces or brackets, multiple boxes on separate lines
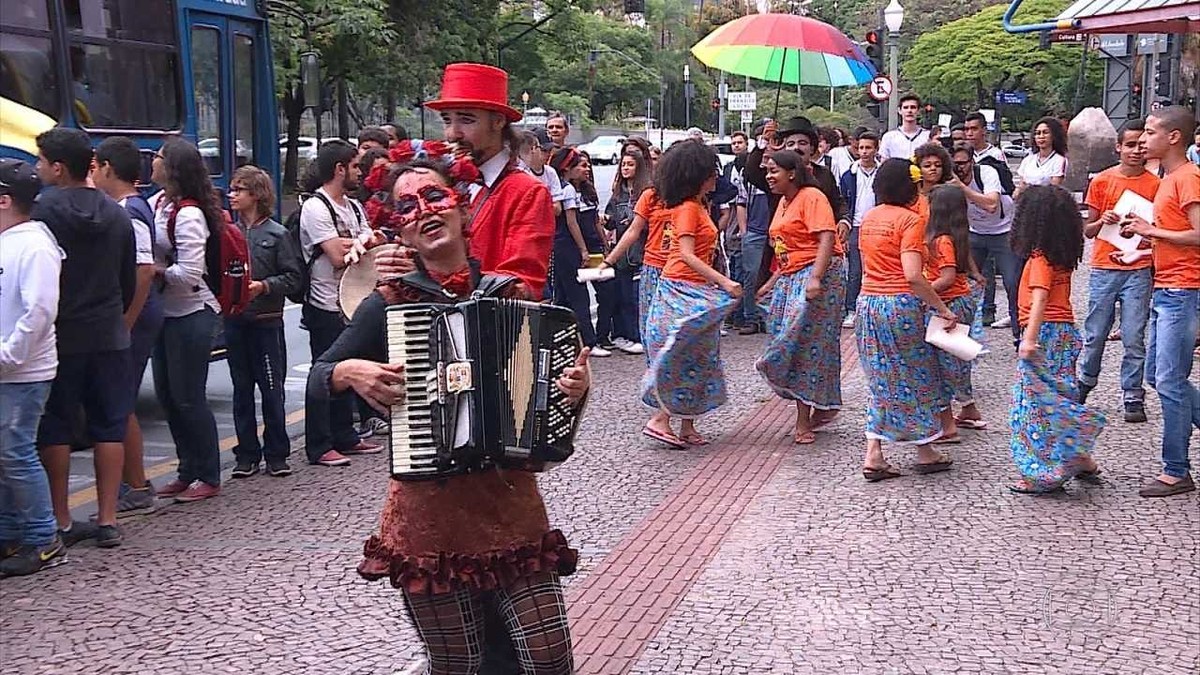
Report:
363,139,483,236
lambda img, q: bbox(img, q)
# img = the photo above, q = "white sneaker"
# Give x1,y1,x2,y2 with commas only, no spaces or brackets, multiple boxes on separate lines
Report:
990,316,1012,328
590,346,613,357
612,338,645,355
841,312,855,329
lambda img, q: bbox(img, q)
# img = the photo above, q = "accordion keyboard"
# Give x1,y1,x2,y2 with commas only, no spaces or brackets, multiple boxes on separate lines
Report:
386,306,440,478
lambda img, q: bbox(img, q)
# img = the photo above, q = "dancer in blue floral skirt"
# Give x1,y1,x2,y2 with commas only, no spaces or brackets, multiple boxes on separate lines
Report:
1008,186,1105,494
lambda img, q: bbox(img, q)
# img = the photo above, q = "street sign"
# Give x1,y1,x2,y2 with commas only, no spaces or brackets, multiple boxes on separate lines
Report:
995,90,1028,105
740,111,753,124
867,76,892,102
727,91,757,111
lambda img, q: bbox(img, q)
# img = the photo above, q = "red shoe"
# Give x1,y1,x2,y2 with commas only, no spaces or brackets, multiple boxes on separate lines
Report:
155,479,190,498
173,480,220,503
316,450,351,466
343,441,383,455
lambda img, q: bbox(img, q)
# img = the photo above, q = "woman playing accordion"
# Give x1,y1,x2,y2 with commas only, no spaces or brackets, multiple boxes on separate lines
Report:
305,158,589,674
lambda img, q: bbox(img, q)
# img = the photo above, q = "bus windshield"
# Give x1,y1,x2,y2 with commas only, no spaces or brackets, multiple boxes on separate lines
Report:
0,1,60,120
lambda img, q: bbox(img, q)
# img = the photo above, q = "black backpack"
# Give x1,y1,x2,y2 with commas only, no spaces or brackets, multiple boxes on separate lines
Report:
284,192,364,305
975,156,1016,196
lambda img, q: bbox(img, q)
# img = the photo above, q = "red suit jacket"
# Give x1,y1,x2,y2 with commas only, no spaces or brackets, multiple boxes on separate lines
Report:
467,163,555,298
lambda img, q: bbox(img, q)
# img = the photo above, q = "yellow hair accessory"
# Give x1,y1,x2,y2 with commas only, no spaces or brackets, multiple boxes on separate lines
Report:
909,163,922,183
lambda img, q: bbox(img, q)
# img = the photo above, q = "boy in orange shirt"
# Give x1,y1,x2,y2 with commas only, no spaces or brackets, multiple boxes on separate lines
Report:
1079,120,1160,422
1124,106,1200,498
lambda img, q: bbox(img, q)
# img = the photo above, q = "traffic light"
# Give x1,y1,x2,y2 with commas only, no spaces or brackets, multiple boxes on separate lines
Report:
1153,52,1172,99
864,30,883,75
711,98,720,111
1129,82,1143,118
866,101,882,123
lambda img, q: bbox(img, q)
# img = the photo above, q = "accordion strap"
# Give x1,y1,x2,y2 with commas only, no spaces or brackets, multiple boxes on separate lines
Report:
388,259,520,304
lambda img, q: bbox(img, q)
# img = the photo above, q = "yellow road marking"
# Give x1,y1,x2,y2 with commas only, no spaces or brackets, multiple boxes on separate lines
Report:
67,408,308,509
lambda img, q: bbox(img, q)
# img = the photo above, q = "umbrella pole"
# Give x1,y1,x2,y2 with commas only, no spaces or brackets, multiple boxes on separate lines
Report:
773,48,787,118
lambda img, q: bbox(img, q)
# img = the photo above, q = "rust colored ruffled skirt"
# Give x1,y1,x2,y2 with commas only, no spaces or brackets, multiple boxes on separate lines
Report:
357,469,577,596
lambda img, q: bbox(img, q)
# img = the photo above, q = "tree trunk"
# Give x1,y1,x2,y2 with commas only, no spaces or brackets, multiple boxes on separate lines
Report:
282,86,304,190
385,91,396,124
337,77,350,139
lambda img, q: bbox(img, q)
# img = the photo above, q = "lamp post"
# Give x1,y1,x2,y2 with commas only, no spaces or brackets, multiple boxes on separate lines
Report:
521,90,529,124
884,0,904,128
683,64,692,129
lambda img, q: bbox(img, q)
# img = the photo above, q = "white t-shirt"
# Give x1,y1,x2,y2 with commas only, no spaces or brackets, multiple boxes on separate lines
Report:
559,183,579,211
973,144,1007,164
879,127,931,161
1017,152,1067,188
525,164,564,204
849,163,878,228
299,187,367,313
966,164,1014,235
119,196,154,265
828,146,854,181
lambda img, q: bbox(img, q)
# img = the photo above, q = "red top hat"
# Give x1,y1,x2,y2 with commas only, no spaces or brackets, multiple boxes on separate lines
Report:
425,63,522,123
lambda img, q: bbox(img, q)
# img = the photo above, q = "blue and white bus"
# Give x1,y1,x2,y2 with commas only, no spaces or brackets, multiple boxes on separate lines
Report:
0,0,280,192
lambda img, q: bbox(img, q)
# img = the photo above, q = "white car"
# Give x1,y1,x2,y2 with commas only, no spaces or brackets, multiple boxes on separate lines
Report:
708,141,735,169
279,135,318,162
198,138,253,164
578,135,626,165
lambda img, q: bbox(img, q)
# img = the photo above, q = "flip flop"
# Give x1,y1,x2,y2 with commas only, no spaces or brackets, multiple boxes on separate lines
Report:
810,412,839,431
642,426,686,449
913,453,954,474
1009,480,1065,495
862,465,902,482
932,434,963,445
1075,468,1102,483
954,417,988,430
793,430,816,445
680,432,709,446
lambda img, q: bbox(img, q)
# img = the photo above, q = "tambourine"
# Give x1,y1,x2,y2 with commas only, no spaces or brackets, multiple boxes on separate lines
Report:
338,244,400,320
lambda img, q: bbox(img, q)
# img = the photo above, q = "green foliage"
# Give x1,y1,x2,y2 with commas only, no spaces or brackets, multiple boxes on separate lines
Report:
543,92,595,125
902,0,1102,115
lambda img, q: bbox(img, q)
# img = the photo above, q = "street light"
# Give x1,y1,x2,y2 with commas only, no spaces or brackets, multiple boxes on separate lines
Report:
683,64,692,128
883,0,904,127
521,90,530,123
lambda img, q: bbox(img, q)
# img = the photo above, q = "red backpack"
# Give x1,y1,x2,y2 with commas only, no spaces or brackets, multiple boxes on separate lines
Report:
167,198,253,316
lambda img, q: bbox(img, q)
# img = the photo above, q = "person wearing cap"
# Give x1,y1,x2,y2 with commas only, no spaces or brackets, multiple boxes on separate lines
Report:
0,159,69,577
518,128,564,216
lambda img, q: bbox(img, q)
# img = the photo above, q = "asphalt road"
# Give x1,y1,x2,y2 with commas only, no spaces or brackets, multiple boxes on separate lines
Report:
66,164,620,518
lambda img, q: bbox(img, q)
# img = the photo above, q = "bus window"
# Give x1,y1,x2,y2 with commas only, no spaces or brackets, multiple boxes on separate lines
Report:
191,26,222,176
232,34,255,168
0,1,60,120
65,0,181,130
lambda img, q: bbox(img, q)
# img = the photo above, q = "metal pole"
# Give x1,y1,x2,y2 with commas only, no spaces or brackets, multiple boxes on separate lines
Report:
718,71,726,138
887,32,899,127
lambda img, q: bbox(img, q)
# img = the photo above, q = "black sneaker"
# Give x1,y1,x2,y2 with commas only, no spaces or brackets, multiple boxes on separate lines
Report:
1078,383,1094,405
1124,400,1148,423
231,461,260,479
0,536,67,577
265,459,293,477
95,524,123,549
59,520,97,547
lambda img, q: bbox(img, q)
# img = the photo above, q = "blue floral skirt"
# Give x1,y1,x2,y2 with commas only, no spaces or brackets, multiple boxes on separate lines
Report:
969,281,988,353
640,278,737,418
638,264,663,365
929,294,978,410
1010,322,1106,488
756,257,846,408
855,293,942,443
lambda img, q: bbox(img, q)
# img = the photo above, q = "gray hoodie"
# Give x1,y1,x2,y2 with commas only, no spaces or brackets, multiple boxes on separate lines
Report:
0,220,64,382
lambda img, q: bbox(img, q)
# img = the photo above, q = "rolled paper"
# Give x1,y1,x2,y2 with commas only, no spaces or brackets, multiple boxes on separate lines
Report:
925,315,983,362
576,267,616,283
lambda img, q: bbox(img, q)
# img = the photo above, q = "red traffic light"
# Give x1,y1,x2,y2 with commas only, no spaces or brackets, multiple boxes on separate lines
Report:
1132,83,1142,94
866,30,880,45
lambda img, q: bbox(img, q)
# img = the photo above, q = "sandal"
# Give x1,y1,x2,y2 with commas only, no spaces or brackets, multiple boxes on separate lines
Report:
642,425,686,449
954,417,988,430
913,453,954,474
1009,479,1065,495
810,411,839,431
862,465,902,482
1075,468,1102,483
932,434,962,445
793,430,816,445
680,431,709,446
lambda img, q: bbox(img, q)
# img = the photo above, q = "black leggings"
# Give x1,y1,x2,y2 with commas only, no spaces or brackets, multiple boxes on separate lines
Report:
402,571,574,675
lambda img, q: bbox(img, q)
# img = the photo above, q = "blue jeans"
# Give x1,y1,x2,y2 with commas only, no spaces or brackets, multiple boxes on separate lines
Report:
153,308,221,486
225,319,290,464
0,381,55,546
740,230,768,324
1079,268,1152,400
845,227,863,314
1145,289,1200,478
303,304,360,463
969,232,1022,342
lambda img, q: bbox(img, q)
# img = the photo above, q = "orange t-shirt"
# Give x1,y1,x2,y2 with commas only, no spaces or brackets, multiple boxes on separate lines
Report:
1151,162,1200,289
1084,166,1159,270
661,199,718,284
768,187,838,274
923,235,971,300
911,193,930,224
1017,253,1074,326
634,188,670,269
859,204,927,296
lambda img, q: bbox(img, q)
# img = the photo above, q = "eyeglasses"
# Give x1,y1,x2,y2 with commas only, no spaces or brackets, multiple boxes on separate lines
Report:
393,184,459,226
228,186,247,194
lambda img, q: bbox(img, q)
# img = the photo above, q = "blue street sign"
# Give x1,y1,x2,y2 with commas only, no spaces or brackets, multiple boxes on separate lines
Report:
995,90,1028,105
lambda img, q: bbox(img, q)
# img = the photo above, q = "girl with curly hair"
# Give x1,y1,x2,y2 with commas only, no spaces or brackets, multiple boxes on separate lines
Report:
754,150,845,444
1007,185,1104,494
1014,117,1068,199
855,159,960,481
640,141,742,445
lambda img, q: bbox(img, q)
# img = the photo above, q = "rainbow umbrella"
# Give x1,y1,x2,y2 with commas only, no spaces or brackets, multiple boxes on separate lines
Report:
691,13,877,112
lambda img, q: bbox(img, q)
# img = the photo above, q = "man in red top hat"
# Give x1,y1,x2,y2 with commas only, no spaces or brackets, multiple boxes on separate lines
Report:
375,62,555,301
372,62,557,673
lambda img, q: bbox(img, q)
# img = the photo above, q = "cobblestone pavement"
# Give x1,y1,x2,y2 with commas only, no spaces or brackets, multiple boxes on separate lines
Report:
2,260,1197,675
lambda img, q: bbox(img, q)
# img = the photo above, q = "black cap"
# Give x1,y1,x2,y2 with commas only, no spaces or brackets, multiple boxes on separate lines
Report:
530,127,555,150
0,158,41,206
777,116,817,144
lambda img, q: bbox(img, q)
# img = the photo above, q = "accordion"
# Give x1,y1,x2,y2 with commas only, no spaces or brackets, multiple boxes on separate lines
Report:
386,297,584,480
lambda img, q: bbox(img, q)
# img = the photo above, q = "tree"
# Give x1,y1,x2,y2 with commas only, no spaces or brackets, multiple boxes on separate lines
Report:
902,0,1102,117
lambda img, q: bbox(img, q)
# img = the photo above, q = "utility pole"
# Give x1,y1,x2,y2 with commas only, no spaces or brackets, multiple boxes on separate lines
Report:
717,71,727,138
684,64,692,128
884,0,905,128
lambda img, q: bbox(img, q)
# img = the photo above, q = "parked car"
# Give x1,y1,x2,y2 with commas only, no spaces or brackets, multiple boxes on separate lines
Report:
1001,141,1028,159
279,135,319,162
708,140,735,168
577,135,626,165
198,138,253,166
